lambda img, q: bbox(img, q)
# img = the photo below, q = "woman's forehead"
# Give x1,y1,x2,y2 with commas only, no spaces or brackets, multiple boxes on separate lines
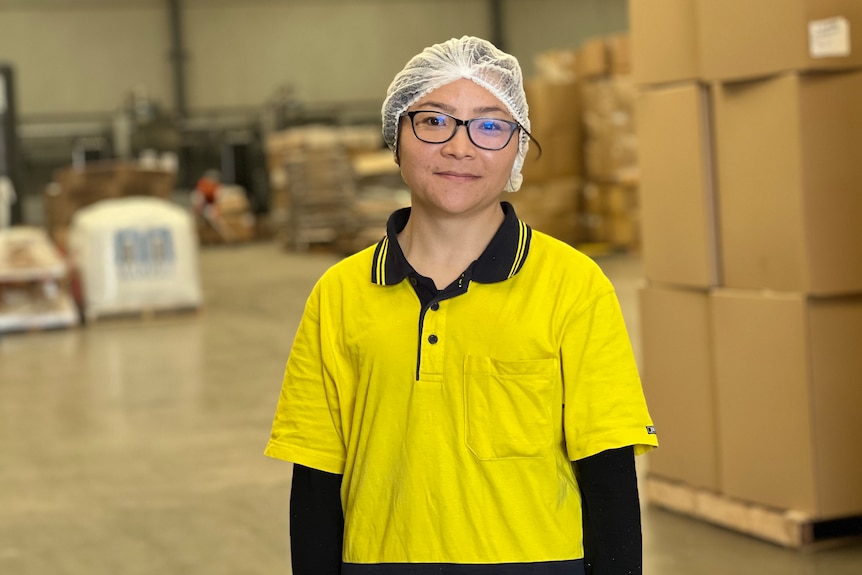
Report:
412,79,510,116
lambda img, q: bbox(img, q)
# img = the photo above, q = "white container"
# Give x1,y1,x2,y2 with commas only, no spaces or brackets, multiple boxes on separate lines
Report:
70,197,202,320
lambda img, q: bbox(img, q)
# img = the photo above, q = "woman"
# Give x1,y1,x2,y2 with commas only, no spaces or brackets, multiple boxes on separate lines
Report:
266,36,658,575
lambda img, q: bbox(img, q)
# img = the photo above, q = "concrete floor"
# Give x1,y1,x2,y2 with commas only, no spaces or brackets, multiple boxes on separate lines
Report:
1,241,861,574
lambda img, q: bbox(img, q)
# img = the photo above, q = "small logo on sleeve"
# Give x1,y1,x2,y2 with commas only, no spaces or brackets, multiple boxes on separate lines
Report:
646,426,657,435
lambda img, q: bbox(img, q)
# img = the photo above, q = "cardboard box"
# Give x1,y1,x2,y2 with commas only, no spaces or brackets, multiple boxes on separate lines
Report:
521,130,582,183
219,212,256,242
630,0,700,86
522,80,582,183
713,71,862,295
54,162,175,207
508,176,581,245
578,37,609,79
580,212,606,244
215,185,251,215
49,163,176,253
636,82,719,288
640,285,719,491
581,183,604,215
711,290,862,517
605,211,640,249
120,169,175,199
697,0,862,82
525,78,581,131
581,77,638,183
42,183,74,231
54,165,122,208
607,33,631,76
265,125,381,167
583,133,638,183
605,183,639,215
580,77,637,119
535,49,579,83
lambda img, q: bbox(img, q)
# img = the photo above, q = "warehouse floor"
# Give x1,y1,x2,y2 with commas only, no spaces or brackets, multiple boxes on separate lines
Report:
1,241,861,574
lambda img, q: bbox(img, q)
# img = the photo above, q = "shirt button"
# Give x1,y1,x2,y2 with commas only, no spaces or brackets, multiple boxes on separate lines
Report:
430,302,440,311
428,334,438,344
410,277,418,286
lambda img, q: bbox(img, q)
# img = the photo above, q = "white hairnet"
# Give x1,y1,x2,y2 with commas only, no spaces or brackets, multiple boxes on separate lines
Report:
381,36,531,192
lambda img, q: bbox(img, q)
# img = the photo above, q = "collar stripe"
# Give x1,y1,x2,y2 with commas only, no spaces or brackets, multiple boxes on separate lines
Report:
371,236,388,285
376,236,389,285
508,220,529,278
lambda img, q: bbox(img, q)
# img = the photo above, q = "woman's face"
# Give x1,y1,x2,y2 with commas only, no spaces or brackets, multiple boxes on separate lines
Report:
397,78,519,218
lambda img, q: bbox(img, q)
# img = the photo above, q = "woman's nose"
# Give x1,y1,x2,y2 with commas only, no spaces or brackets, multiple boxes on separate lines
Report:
441,125,475,157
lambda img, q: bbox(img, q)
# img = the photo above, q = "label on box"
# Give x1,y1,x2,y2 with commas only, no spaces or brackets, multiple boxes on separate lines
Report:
809,17,851,58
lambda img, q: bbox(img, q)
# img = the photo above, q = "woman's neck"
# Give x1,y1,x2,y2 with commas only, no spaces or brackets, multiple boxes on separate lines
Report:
397,203,504,289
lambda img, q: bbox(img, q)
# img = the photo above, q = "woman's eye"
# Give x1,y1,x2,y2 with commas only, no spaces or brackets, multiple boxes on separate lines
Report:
477,119,503,132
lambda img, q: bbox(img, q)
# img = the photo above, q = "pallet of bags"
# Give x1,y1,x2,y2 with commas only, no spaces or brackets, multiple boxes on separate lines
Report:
69,196,202,321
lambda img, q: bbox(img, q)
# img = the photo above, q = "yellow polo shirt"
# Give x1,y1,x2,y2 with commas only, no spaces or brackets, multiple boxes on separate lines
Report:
266,202,657,572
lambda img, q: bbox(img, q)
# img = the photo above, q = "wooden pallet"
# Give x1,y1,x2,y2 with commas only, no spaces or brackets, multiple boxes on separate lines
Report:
646,475,862,549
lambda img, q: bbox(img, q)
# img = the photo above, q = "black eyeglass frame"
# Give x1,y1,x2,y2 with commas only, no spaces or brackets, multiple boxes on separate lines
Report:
404,110,531,151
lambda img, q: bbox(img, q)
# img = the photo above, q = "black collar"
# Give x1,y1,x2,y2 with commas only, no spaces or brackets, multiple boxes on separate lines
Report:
370,201,532,286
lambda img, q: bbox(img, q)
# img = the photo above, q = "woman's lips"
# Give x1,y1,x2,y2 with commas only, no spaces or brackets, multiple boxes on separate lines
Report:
437,171,479,180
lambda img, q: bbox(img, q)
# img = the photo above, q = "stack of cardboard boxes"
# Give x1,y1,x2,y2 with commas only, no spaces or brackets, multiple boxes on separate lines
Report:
513,41,643,252
194,185,257,245
577,35,641,250
633,0,862,545
511,49,583,247
265,125,382,253
345,150,410,255
44,161,176,252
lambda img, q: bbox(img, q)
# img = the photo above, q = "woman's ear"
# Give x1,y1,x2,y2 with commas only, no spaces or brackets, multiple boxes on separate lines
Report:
394,122,402,165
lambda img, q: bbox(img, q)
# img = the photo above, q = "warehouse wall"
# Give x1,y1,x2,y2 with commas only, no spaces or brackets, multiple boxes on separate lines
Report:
183,0,490,111
0,0,627,117
0,1,171,116
505,0,628,75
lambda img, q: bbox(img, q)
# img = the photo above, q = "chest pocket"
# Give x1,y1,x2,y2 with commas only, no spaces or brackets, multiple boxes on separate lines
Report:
464,356,559,460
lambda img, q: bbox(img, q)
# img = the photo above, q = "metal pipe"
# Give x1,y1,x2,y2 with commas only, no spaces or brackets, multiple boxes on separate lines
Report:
167,0,187,118
489,0,505,51
0,64,23,225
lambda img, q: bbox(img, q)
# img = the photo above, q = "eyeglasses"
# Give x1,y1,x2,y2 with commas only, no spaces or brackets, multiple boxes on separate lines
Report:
404,110,525,151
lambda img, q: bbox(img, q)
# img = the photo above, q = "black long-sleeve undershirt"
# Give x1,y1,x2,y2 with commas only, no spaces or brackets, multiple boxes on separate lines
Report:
573,446,642,575
289,445,641,575
289,464,344,575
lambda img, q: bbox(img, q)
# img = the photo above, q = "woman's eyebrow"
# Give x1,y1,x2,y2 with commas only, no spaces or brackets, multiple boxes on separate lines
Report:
412,102,509,117
414,101,456,113
473,105,508,115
